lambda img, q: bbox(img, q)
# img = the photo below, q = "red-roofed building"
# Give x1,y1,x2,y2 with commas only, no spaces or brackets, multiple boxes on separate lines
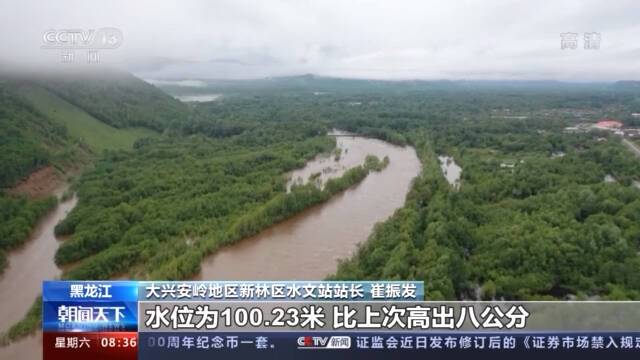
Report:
595,119,623,129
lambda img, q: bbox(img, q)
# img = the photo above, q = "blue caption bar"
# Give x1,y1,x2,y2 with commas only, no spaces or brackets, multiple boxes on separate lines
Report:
139,281,425,301
42,281,139,332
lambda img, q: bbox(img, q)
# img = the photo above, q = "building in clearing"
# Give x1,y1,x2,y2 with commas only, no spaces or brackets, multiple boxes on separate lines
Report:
625,129,640,138
595,119,623,129
500,160,516,168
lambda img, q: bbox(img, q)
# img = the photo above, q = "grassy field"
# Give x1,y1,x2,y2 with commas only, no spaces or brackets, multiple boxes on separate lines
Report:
19,85,157,152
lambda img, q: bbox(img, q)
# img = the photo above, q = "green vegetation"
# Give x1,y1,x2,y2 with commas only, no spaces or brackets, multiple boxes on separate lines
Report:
28,75,640,298
0,73,176,276
0,72,190,344
19,84,157,152
39,69,188,131
168,77,640,300
0,81,68,275
52,120,386,281
0,82,76,188
323,95,640,300
1,69,188,185
365,154,390,171
169,76,640,300
333,129,640,300
232,154,388,240
5,73,640,343
0,195,57,273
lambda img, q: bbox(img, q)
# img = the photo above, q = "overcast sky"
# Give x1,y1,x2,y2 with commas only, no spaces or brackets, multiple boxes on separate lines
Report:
1,0,639,81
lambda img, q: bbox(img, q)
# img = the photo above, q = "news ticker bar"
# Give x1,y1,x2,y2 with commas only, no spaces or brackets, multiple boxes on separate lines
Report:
42,281,640,359
49,332,640,360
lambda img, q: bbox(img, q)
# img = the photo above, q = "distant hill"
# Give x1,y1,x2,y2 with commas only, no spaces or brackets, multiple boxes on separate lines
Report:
18,83,157,153
156,74,458,95
36,69,189,131
154,74,620,97
613,81,640,91
0,69,190,188
0,81,74,188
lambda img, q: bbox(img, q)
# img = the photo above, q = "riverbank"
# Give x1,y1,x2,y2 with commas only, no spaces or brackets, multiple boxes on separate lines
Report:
6,166,64,199
0,133,420,358
198,134,420,280
0,185,77,336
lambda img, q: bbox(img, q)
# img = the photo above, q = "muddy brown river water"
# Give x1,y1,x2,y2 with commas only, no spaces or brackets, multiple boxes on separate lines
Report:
0,133,421,359
0,188,76,359
198,133,421,280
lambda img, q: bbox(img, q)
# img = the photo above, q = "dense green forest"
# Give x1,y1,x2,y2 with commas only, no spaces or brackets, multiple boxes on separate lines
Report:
0,82,74,275
3,73,640,343
37,69,189,131
44,76,640,298
0,70,187,187
0,82,74,188
161,76,640,299
332,126,640,300
0,70,185,278
0,72,186,342
53,121,389,280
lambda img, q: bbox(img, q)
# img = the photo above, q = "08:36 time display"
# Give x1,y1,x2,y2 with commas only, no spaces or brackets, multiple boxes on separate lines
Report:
99,336,138,348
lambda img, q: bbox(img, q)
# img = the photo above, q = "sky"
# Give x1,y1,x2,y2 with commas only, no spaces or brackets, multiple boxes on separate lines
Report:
1,0,639,81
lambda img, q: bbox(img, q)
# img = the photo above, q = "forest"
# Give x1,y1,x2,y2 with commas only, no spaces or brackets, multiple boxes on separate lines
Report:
36,70,189,131
162,77,640,299
332,125,640,300
52,76,640,299
0,81,72,274
0,82,72,188
52,120,390,281
3,73,640,343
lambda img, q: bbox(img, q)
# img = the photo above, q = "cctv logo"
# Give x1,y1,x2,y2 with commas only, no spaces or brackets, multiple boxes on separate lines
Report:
42,28,123,49
297,336,351,349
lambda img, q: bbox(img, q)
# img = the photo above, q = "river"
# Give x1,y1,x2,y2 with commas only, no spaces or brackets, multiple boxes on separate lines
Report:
0,187,77,359
0,133,421,358
198,132,421,280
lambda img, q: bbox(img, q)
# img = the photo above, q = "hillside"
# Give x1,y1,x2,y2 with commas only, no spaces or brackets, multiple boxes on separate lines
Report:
18,84,157,153
0,70,190,276
0,69,189,187
0,81,75,188
37,69,189,131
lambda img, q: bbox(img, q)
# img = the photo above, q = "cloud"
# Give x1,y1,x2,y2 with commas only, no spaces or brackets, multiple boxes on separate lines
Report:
0,0,638,81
